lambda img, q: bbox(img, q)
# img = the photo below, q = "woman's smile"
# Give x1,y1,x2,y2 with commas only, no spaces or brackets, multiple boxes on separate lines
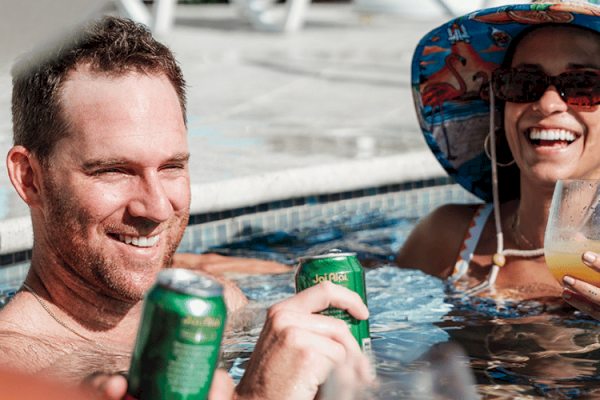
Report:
526,128,578,148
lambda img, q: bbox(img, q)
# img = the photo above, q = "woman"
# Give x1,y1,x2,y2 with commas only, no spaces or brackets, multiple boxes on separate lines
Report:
398,0,600,317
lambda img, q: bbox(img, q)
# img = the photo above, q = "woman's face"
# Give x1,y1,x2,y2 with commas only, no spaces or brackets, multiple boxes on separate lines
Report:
504,26,600,190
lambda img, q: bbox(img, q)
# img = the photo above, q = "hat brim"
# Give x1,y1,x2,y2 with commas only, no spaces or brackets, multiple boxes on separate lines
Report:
411,2,600,202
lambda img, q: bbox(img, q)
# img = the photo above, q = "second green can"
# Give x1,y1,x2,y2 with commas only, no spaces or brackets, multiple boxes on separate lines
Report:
127,269,227,400
295,249,372,353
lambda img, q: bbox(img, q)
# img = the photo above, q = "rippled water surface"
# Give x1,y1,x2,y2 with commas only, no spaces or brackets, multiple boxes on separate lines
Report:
2,204,600,398
213,207,600,399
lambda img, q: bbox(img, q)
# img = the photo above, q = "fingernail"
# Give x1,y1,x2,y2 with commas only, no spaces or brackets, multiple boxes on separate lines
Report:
563,275,576,286
583,252,596,266
563,291,572,300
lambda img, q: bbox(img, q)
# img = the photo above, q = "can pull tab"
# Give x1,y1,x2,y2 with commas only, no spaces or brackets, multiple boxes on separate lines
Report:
327,249,343,254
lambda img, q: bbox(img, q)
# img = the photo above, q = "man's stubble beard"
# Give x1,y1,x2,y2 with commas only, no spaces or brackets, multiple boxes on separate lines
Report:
41,173,189,302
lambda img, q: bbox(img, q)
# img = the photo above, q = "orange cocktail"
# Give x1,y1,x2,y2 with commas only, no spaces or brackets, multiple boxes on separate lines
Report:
545,240,600,285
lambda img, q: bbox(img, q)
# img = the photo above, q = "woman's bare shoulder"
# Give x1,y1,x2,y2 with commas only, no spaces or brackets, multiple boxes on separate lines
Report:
395,203,483,279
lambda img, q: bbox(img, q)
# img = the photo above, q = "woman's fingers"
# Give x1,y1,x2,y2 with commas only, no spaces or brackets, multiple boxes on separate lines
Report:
563,288,600,320
582,251,600,273
562,275,600,320
558,252,600,321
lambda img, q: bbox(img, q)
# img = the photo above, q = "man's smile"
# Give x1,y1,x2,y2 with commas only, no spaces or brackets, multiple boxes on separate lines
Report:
116,233,160,248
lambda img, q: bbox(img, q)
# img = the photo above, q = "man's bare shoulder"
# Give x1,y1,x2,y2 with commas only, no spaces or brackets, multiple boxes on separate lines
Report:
395,203,483,278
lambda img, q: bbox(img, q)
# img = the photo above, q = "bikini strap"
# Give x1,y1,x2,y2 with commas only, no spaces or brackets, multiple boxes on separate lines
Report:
449,203,494,281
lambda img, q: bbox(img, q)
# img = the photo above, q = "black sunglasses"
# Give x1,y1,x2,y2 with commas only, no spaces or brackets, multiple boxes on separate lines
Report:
491,68,600,107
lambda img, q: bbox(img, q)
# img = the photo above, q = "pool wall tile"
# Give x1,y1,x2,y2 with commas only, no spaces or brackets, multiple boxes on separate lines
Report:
0,179,480,288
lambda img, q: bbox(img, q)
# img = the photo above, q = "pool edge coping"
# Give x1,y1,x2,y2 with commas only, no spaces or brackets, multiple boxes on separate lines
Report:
0,150,447,255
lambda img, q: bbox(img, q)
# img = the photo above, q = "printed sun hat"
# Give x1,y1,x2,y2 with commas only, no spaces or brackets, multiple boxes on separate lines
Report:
411,0,600,202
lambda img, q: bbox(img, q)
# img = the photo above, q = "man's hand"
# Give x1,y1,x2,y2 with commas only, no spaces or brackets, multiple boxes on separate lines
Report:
234,281,373,400
84,373,128,400
84,369,234,400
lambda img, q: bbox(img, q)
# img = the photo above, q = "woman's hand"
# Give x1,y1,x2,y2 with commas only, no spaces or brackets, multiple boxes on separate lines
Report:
561,251,600,320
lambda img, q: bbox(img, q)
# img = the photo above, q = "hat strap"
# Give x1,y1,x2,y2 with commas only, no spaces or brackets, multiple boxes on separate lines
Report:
489,87,505,262
463,81,544,296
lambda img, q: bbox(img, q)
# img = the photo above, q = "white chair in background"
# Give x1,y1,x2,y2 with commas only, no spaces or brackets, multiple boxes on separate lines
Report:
230,0,311,32
116,0,177,36
354,0,532,19
118,0,310,35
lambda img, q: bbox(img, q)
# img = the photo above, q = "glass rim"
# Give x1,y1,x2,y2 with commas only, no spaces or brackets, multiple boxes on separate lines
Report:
556,178,600,183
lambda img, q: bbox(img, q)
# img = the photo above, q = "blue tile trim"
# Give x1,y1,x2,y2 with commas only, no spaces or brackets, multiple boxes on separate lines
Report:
183,177,456,228
0,177,464,277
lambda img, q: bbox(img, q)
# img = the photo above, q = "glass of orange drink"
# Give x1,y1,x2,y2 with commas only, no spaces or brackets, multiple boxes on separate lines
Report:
544,179,600,286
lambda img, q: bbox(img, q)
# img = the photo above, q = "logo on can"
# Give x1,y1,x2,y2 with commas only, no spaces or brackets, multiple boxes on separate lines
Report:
127,269,227,400
295,249,372,354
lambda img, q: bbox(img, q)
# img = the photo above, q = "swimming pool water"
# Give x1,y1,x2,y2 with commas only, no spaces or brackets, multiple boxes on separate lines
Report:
214,206,600,399
2,202,600,399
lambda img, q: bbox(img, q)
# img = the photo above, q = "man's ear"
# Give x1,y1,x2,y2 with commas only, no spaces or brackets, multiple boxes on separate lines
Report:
7,146,44,208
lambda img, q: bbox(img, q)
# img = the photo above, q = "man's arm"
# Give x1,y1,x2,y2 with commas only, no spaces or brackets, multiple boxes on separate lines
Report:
172,252,293,315
172,253,291,275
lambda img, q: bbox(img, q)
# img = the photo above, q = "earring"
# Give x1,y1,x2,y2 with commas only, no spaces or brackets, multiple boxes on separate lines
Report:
484,131,516,167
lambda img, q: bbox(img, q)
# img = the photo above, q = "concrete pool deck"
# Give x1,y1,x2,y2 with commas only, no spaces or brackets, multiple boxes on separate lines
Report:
0,3,454,254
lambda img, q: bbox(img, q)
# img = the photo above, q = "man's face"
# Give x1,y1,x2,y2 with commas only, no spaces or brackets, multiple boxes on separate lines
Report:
40,67,190,301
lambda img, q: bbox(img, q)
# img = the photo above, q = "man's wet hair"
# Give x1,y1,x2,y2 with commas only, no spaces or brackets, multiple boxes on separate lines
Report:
11,16,186,164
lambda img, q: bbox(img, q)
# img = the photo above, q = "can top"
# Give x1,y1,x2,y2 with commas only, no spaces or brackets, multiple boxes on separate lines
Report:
157,268,223,297
299,249,357,261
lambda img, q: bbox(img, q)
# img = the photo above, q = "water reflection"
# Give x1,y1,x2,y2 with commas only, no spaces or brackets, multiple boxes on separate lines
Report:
215,207,600,399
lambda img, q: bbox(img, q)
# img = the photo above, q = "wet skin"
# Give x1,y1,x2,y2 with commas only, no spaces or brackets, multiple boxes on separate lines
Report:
0,65,373,400
31,67,191,304
3,67,191,345
395,26,600,297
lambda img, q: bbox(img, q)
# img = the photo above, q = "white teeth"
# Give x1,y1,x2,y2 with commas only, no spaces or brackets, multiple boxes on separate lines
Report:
118,234,159,248
529,128,576,142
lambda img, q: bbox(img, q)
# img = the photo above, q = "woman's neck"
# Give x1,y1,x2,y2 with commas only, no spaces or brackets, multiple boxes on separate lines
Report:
514,180,555,250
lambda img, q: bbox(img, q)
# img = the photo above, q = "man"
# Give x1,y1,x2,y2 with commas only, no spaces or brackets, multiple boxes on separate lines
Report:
0,16,371,399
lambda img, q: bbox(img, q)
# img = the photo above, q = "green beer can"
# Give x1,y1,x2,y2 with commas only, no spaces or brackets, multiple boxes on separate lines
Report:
127,268,227,400
295,249,372,353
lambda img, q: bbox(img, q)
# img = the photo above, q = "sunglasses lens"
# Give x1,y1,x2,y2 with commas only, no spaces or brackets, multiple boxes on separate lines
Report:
561,71,600,107
493,69,546,103
492,68,600,107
